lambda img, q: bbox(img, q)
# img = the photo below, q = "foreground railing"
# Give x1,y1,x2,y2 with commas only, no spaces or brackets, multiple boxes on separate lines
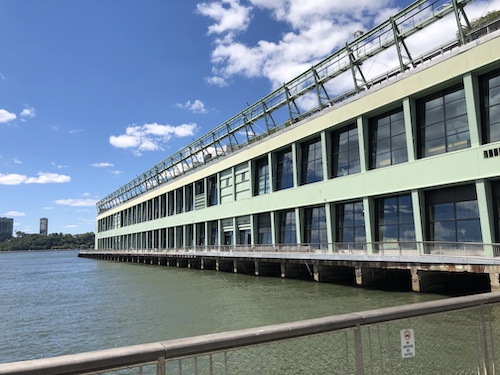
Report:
93,241,500,259
1,293,500,374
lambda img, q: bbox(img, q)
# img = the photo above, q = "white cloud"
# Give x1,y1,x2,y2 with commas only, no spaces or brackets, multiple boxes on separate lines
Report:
0,173,28,185
197,0,252,35
109,123,198,155
91,162,114,168
197,0,440,88
2,211,25,217
55,198,98,207
0,172,71,185
43,207,54,210
110,170,124,175
20,106,36,119
0,109,16,124
176,100,208,114
12,158,22,165
25,172,71,184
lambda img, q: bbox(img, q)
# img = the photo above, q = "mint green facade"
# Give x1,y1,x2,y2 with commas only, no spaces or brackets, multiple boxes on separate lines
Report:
96,3,500,257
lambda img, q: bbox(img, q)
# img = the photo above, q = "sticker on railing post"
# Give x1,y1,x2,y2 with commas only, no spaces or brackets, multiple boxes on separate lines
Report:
400,329,415,358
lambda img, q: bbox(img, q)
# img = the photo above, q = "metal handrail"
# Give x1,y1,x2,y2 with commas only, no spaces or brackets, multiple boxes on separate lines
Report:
1,292,499,375
86,241,500,259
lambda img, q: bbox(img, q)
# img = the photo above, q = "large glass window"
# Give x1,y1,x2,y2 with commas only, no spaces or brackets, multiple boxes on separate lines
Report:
208,221,218,246
303,206,327,247
275,147,294,191
207,175,218,207
481,70,500,144
254,156,270,196
331,124,360,177
278,210,296,245
300,137,323,185
257,213,272,245
426,185,482,243
185,224,193,247
370,109,407,169
185,184,193,212
175,188,184,214
376,194,415,245
418,85,469,157
196,223,205,246
167,192,174,216
337,201,366,243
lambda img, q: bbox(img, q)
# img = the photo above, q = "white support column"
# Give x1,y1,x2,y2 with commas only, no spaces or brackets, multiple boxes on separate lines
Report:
326,202,334,253
411,190,425,254
357,116,368,172
403,97,417,162
295,207,302,245
363,197,374,254
476,180,494,256
320,131,329,181
270,211,277,247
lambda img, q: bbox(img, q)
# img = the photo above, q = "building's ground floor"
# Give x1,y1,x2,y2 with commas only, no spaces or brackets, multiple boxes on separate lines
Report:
97,177,500,258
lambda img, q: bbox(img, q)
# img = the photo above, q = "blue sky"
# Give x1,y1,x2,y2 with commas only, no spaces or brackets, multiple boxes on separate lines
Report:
1,0,498,235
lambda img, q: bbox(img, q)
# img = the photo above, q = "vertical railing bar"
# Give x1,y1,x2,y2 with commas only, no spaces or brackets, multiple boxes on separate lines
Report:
224,351,229,375
367,326,374,375
178,358,182,375
345,330,351,375
194,356,198,375
386,323,394,375
376,324,384,375
157,356,165,375
487,306,496,374
209,354,213,375
354,325,364,375
479,305,492,374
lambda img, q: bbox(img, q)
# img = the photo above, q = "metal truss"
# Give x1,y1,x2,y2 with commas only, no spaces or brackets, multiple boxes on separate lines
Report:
97,0,480,214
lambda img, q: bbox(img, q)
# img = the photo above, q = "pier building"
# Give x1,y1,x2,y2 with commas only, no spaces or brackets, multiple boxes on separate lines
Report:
93,0,500,293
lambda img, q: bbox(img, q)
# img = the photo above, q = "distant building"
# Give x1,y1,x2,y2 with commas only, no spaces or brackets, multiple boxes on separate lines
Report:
40,218,48,236
0,218,14,243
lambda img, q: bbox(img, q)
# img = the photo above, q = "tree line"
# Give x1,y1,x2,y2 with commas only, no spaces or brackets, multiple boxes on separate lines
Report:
0,232,95,251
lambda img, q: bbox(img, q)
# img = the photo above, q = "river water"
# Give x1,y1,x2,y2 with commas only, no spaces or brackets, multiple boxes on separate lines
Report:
0,250,443,364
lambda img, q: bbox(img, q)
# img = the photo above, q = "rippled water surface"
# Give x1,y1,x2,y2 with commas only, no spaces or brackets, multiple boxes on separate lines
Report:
0,250,442,364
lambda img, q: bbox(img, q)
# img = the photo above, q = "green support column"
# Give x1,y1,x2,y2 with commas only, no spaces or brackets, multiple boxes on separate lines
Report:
267,152,273,195
411,190,425,254
476,180,494,257
464,73,481,147
291,143,298,188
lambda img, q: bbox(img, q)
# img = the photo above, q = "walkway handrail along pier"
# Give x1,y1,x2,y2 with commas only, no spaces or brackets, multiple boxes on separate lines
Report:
1,292,499,374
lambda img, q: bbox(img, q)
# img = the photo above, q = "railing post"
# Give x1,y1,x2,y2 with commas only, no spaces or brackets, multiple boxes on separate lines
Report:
478,306,492,375
354,325,364,375
157,355,165,375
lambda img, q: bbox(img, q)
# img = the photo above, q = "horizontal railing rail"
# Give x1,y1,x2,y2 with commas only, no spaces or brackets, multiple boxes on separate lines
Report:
1,292,500,374
88,241,500,259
